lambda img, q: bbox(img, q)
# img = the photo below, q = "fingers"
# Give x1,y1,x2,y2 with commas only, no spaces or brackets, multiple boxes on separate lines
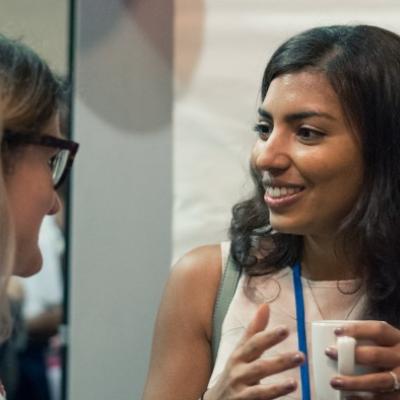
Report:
330,370,398,393
336,321,400,347
216,304,303,399
354,345,400,369
237,325,290,363
242,304,270,341
326,345,400,370
323,327,400,399
240,379,297,399
238,352,305,383
235,304,288,363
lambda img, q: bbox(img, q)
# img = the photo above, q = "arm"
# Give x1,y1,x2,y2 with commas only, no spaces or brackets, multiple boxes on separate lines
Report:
142,245,222,400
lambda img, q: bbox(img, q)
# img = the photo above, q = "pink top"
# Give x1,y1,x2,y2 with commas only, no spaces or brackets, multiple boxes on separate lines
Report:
208,242,366,399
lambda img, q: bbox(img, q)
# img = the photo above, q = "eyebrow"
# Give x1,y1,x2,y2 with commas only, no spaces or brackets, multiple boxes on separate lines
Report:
257,108,336,123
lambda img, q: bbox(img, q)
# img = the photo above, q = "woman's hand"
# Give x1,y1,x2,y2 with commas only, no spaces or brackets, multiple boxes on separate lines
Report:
205,304,305,400
325,321,400,399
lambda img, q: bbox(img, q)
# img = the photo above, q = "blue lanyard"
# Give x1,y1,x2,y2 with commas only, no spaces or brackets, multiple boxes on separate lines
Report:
292,261,311,400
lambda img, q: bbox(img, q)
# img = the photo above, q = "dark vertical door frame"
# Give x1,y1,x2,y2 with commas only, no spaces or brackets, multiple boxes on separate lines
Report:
62,0,76,398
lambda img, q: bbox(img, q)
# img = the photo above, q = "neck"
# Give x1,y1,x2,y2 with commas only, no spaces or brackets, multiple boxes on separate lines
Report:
301,235,359,281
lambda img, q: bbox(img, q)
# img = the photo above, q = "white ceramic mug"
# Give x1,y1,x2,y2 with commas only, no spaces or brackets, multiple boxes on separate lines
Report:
312,320,374,400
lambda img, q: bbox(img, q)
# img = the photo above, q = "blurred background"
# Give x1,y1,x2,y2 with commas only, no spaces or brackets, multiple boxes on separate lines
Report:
1,1,400,399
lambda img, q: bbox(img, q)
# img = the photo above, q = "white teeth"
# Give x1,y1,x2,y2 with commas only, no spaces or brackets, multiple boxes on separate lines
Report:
266,186,302,198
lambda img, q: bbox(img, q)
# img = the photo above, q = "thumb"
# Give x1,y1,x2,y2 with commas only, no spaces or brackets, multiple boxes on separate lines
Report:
243,303,270,341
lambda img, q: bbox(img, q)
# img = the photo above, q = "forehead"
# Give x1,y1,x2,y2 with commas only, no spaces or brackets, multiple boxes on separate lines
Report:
262,71,343,117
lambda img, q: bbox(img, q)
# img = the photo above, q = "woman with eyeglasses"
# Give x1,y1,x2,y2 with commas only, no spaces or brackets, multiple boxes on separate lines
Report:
0,34,78,398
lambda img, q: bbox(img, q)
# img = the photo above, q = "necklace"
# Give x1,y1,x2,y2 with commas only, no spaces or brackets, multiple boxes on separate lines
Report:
305,277,363,320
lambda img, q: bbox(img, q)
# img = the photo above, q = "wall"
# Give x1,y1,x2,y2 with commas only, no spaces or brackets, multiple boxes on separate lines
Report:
0,0,68,75
68,1,172,398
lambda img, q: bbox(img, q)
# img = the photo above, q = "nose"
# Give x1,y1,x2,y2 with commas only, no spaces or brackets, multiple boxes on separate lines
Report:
253,128,291,175
48,192,62,216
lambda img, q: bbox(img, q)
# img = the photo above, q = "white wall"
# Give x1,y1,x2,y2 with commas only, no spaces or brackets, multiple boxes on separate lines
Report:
68,1,172,399
0,0,68,75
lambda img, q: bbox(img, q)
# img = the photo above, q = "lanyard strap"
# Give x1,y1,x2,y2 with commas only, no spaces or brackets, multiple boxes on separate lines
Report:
292,261,311,400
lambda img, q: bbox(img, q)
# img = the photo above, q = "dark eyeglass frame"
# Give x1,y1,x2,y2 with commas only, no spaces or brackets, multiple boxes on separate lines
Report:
2,129,79,189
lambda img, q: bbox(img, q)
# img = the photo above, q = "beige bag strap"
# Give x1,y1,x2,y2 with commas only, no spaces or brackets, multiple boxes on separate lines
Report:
211,254,241,366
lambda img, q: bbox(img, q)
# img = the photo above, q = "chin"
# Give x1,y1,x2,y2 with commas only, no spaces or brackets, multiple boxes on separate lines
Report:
269,216,308,235
13,252,43,277
271,225,300,235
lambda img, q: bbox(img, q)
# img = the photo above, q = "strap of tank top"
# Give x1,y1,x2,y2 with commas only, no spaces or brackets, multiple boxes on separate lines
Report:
211,254,242,367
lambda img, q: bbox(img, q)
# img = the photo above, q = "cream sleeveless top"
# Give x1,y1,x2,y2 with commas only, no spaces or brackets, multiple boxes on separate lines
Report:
208,242,366,399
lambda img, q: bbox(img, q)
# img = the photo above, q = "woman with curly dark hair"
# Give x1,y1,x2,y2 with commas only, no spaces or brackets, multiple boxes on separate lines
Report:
143,25,400,400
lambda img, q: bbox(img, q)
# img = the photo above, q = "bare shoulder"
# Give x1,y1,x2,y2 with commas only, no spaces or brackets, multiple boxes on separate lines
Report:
142,244,223,399
164,244,223,338
171,244,222,288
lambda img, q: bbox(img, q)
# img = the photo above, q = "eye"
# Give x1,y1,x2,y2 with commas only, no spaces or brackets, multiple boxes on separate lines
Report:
48,156,56,169
254,122,272,141
47,151,59,169
297,127,325,142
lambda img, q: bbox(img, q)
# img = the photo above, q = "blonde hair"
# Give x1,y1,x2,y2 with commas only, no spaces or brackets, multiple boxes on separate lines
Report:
0,34,63,340
0,112,14,340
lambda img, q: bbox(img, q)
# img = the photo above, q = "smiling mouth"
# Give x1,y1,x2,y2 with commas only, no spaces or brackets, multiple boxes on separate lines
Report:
264,186,305,199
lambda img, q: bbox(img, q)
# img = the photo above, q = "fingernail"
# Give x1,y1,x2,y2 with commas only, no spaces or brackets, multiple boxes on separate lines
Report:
275,326,288,337
284,379,297,390
334,327,344,336
331,377,344,388
292,353,304,364
325,346,337,357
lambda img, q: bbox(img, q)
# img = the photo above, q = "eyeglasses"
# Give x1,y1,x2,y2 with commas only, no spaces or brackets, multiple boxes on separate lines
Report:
2,130,79,189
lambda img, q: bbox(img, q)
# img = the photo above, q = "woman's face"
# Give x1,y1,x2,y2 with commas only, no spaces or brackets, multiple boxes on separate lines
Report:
251,71,363,237
5,114,62,277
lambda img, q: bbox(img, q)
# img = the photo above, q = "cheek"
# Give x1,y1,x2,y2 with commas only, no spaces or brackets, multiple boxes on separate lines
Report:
301,151,364,216
297,143,363,184
7,174,51,242
10,196,46,277
11,198,42,247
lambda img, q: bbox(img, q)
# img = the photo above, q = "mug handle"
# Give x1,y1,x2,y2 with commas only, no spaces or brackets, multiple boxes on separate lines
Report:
337,336,356,375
